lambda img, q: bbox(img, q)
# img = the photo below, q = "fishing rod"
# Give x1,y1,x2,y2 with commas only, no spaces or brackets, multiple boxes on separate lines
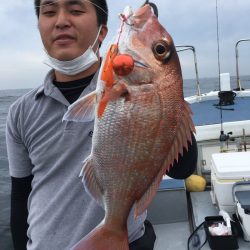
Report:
215,0,235,151
215,0,227,151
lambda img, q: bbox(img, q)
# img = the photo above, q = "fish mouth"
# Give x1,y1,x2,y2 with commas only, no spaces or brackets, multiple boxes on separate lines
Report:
119,47,150,69
130,51,150,69
124,56,153,85
134,60,148,68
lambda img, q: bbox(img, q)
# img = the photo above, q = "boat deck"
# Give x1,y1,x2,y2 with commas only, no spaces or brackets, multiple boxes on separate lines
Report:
154,222,190,250
190,191,250,249
151,188,250,249
190,96,250,126
148,178,250,250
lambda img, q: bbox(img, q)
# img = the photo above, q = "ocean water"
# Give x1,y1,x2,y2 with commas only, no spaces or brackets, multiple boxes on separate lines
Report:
0,76,250,249
0,89,30,250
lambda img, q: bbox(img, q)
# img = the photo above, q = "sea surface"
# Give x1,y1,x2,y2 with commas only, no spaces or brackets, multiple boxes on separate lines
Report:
1,76,250,249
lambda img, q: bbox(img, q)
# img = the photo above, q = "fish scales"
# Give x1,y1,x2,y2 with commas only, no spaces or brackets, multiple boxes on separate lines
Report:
92,85,182,220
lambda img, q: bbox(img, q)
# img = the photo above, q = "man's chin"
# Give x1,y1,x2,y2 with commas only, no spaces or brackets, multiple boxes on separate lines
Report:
50,47,81,61
53,53,79,61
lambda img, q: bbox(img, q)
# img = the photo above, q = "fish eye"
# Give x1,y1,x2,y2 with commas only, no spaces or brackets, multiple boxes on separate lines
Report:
152,40,171,62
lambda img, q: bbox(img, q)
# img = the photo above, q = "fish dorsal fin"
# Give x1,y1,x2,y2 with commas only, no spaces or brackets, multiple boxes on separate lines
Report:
63,91,96,122
135,101,195,217
80,155,104,207
164,100,195,171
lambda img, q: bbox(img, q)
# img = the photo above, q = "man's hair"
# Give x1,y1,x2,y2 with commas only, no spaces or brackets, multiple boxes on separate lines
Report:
34,0,108,26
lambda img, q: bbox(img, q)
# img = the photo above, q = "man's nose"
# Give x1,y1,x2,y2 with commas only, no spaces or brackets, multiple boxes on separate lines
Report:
55,10,71,29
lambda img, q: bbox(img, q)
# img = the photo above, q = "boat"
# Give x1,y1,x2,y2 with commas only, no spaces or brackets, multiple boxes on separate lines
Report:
147,39,250,250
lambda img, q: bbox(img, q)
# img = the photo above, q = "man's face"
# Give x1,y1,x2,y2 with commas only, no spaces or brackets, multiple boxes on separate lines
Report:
38,0,104,61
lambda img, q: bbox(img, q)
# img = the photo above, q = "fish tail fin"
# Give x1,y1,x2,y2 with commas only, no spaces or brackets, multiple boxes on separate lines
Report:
71,224,129,250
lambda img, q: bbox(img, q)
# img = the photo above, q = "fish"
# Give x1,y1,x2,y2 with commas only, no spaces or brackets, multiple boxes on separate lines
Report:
64,3,195,250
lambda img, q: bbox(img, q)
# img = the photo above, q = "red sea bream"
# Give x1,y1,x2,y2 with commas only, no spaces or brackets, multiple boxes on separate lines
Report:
64,4,195,250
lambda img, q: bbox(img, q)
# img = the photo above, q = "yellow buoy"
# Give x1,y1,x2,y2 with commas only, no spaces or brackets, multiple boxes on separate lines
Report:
185,174,206,192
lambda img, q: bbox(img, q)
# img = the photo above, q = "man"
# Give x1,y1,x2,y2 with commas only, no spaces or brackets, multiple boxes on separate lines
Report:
6,0,197,249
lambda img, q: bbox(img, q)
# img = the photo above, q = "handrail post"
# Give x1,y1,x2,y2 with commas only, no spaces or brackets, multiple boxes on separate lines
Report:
235,39,250,90
176,45,201,96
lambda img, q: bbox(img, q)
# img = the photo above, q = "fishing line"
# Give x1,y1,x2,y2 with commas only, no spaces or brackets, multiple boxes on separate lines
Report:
35,0,108,15
117,15,127,45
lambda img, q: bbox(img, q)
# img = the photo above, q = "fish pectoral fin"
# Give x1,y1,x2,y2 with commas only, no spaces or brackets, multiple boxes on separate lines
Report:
63,91,97,122
80,156,104,206
97,82,130,118
109,82,130,102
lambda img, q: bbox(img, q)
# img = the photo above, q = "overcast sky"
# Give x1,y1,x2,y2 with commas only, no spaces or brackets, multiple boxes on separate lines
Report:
0,0,250,90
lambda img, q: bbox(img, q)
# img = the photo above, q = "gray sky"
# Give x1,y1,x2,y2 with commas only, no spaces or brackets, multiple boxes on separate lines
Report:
0,0,250,90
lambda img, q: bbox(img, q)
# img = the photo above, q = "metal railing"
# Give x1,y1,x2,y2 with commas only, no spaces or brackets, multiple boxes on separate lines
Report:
235,38,250,90
176,45,201,96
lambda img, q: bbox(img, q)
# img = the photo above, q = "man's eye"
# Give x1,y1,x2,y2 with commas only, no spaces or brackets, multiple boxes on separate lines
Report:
70,10,84,15
41,8,56,16
42,11,56,16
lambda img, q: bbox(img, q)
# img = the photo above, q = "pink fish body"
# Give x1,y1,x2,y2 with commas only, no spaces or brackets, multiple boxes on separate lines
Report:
64,4,195,250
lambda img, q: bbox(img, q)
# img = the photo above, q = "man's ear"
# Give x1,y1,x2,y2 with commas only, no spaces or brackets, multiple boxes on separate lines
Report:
98,25,108,44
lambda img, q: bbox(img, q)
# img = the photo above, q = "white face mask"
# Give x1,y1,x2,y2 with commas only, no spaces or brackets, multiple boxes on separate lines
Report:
44,25,102,76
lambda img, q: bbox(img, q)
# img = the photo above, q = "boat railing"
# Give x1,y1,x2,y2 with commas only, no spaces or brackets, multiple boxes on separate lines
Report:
235,38,250,90
176,45,201,97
